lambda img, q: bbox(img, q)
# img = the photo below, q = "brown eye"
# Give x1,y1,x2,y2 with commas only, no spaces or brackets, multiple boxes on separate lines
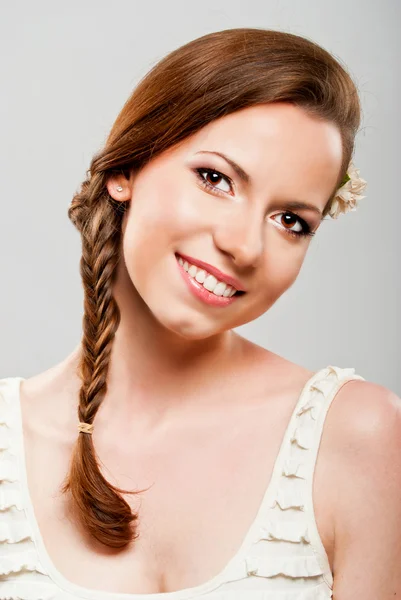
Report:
196,168,232,194
278,213,303,233
271,212,313,239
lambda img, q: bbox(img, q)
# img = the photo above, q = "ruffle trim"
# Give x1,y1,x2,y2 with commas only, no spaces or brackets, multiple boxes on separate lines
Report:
269,365,363,514
1,378,51,586
271,486,305,511
281,457,307,479
257,522,310,544
0,520,33,543
290,426,315,451
0,582,56,600
0,549,47,576
0,488,23,511
0,459,19,483
245,554,323,578
261,365,364,590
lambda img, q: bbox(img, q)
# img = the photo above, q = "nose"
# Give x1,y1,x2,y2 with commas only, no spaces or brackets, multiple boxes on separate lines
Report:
212,209,264,269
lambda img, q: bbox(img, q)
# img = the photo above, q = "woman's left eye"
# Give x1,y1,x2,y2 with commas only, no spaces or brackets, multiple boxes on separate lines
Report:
271,212,314,238
194,168,233,195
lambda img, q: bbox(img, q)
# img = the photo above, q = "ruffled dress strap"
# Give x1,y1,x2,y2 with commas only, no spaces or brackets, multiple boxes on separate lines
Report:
0,377,56,599
256,365,365,592
294,366,365,585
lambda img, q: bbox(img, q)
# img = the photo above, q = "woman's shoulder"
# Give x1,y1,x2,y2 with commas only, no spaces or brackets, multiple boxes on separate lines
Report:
237,336,363,393
239,337,400,430
324,376,401,447
318,373,401,520
321,377,401,592
1,357,80,448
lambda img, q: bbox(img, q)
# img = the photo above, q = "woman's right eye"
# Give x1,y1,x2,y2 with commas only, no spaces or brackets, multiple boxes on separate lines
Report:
194,168,233,196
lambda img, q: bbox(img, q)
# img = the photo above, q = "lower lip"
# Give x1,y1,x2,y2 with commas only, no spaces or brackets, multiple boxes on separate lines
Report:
176,256,239,307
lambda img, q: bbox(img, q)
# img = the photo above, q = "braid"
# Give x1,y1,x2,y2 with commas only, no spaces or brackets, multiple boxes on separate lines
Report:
62,169,147,549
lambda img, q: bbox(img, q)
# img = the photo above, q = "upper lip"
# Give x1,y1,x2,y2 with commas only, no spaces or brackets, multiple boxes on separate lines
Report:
177,253,246,292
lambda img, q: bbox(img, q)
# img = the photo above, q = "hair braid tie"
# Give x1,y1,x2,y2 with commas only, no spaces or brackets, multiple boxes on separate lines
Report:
78,422,94,434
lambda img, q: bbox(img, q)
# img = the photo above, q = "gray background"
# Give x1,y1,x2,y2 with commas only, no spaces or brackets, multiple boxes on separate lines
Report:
1,0,399,394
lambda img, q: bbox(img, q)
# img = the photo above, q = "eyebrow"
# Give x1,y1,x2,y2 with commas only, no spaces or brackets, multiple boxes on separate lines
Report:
195,150,251,184
269,200,323,217
194,150,323,217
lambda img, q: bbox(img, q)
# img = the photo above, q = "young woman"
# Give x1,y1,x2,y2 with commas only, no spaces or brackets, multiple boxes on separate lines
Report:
0,28,400,599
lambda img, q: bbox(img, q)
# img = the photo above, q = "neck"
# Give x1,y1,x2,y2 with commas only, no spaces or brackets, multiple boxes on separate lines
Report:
65,268,248,427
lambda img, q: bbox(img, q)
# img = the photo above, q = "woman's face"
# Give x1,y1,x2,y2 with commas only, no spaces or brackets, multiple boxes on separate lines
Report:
107,102,342,340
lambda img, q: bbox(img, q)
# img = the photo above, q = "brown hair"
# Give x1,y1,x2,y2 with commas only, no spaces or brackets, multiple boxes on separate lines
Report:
62,28,362,549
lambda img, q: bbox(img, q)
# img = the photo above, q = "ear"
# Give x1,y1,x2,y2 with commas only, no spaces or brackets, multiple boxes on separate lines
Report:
106,172,133,202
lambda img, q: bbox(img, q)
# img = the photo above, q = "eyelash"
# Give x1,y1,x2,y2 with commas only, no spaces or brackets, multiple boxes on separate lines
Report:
193,167,315,240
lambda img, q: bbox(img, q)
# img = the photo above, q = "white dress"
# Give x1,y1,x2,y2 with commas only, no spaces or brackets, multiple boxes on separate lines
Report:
0,365,364,599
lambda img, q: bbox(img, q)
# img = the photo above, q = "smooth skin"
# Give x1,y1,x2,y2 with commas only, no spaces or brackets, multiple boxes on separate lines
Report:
20,103,401,597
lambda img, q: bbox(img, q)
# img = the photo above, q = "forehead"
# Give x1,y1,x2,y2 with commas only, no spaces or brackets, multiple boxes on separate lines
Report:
180,102,343,208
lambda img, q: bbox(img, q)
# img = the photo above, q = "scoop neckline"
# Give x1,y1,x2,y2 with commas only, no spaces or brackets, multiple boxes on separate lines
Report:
11,370,322,600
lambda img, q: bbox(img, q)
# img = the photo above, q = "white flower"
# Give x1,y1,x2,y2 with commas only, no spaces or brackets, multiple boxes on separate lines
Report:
329,162,367,219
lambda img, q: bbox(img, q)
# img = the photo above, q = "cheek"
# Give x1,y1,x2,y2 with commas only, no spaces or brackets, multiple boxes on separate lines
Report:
121,174,207,289
258,241,307,306
124,171,213,253
273,250,304,288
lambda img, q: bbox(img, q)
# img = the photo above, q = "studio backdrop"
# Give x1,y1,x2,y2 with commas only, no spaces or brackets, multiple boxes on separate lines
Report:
0,0,399,394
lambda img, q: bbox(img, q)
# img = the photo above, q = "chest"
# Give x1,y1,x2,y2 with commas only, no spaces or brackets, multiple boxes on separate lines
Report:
22,395,334,595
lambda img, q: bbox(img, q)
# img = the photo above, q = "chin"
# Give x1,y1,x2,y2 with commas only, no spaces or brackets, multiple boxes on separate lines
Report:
164,317,226,341
153,305,230,341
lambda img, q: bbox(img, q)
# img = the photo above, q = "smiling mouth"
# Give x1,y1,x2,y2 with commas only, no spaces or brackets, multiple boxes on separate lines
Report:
175,254,246,298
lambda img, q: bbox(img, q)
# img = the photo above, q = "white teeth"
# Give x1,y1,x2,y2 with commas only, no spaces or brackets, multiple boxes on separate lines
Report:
203,274,218,292
213,282,227,296
195,269,206,284
188,264,197,277
177,255,239,298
